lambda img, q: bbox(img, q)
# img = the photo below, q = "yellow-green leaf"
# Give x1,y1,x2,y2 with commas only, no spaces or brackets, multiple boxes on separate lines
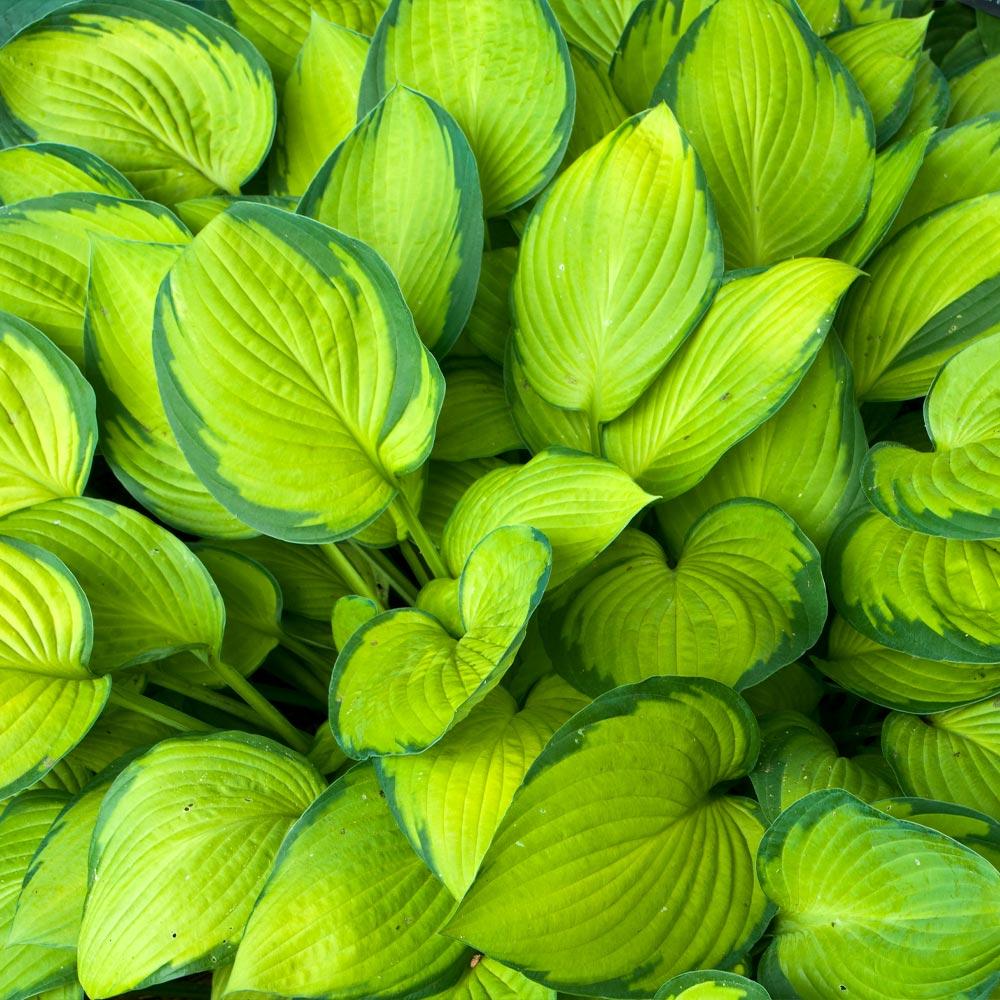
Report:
948,53,1000,125
433,361,522,462
564,45,629,165
0,142,138,205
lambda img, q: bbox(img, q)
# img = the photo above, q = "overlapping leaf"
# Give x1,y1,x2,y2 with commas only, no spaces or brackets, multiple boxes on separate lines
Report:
948,54,1000,124
0,143,138,205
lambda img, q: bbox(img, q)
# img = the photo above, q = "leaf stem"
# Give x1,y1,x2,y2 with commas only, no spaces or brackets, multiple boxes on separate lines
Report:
355,542,420,602
399,540,432,590
148,674,267,728
108,687,215,733
270,649,330,704
392,492,450,579
320,542,379,602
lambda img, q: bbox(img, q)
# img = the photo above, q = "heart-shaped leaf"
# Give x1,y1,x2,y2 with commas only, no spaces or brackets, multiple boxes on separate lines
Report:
228,763,468,999
543,501,825,696
756,789,1000,1000
547,0,636,65
654,0,875,268
77,732,325,998
432,361,522,462
332,524,552,758
155,203,443,543
877,796,1000,870
447,677,771,996
360,0,574,216
655,971,771,1000
948,54,1000,125
0,142,138,205
563,45,628,166
300,85,483,355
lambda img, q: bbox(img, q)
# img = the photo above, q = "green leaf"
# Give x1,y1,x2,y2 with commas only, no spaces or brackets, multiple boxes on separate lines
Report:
227,763,468,999
441,449,654,588
512,103,721,425
331,594,379,652
948,53,1000,125
300,85,483,356
331,524,552,758
543,501,825,696
155,203,443,544
0,142,138,205
980,9,1000,56
1,497,225,673
77,732,325,998
842,0,901,27
420,459,508,544
464,248,516,365
68,704,173,774
0,311,95,517
427,957,555,1000
432,361,522,462
0,537,109,799
447,678,771,995
270,16,369,198
655,971,771,1000
0,0,276,204
795,0,844,34
564,46,629,166
894,52,951,140
547,0,637,65
0,192,188,365
655,335,866,556
815,615,1000,714
507,350,592,455
863,333,1000,539
603,258,859,501
173,194,297,234
825,15,930,145
877,796,1000,870
85,235,253,540
654,0,875,268
376,676,588,896
828,506,1000,664
741,662,824,720
756,789,1000,1000
883,700,1000,822
840,192,1000,402
360,0,575,216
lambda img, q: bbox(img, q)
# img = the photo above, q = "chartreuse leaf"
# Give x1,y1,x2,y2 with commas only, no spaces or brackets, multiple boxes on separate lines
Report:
655,971,771,1000
603,258,859,501
815,615,1000,714
376,676,588,896
0,791,75,999
447,678,770,994
877,797,1000,870
863,333,1000,539
895,53,950,140
270,16,368,198
427,957,554,1000
543,502,825,696
825,16,930,145
742,663,824,721
657,337,865,556
331,594,379,652
69,704,172,774
77,733,325,998
756,789,1000,1000
948,54,1000,125
173,194,297,234
300,85,483,356
441,449,654,588
432,361,522,462
936,28,983,78
828,506,1000,663
840,192,1000,402
0,142,138,205
980,9,1000,56
654,0,874,268
465,248,516,364
0,538,109,798
884,700,1000,821
507,351,591,455
360,0,574,216
331,525,552,758
85,236,253,540
0,0,276,204
547,0,637,65
420,459,507,544
512,103,721,426
155,203,443,543
843,0,901,26
1,497,224,673
564,46,629,165
0,192,188,364
228,763,468,998
0,312,95,517
795,0,844,35
611,0,717,113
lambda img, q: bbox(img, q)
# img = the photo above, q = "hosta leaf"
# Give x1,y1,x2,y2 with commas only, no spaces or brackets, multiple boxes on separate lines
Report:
155,203,443,543
564,46,629,165
654,0,875,268
828,506,1000,664
0,192,188,364
360,0,574,216
756,789,1000,1000
228,764,468,999
547,0,637,65
428,958,554,1000
980,9,1000,56
512,103,721,425
0,312,95,517
447,678,770,994
85,236,252,540
937,28,984,79
69,705,172,774
543,502,825,696
815,615,1000,714
895,52,950,140
173,194,297,234
655,971,771,1000
441,449,654,588
0,791,75,1000
948,54,1000,125
843,0,901,26
376,676,588,896
877,796,1000,869
270,16,368,198
825,15,929,146
603,258,859,501
863,333,1000,539
420,459,508,544
926,3,976,64
331,525,552,758
795,0,844,34
0,142,138,205
0,0,276,204
77,733,325,998
507,350,591,456
742,662,824,720
656,336,866,556
464,248,516,364
1,497,224,673
300,85,483,355
432,361,522,462
0,537,109,798
840,192,1000,401
883,700,1000,821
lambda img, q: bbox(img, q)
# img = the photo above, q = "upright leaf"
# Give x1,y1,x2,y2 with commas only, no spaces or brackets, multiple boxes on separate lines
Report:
547,0,637,65
432,361,522,462
895,51,951,139
428,958,554,1000
173,194,297,234
564,46,629,165
0,142,138,205
948,54,1000,125
877,796,1000,870
464,248,516,364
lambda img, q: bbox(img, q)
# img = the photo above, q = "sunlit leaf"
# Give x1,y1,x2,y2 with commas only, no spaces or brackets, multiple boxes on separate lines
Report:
432,361,522,462
0,142,138,205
